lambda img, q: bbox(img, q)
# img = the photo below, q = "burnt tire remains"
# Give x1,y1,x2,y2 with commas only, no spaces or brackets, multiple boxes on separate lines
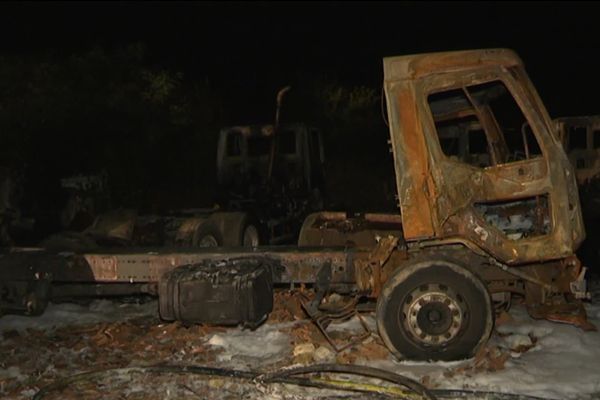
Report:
376,259,493,361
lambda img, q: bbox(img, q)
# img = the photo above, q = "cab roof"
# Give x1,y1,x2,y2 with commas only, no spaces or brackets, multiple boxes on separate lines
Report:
383,49,523,82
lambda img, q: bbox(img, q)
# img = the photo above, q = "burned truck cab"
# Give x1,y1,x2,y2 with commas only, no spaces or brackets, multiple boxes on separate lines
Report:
384,48,585,262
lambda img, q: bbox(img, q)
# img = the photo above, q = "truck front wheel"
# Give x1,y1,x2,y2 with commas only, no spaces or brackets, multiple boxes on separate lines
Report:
376,259,493,361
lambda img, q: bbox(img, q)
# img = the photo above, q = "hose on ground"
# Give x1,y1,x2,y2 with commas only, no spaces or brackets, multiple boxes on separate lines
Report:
257,363,435,399
33,363,435,400
33,363,549,400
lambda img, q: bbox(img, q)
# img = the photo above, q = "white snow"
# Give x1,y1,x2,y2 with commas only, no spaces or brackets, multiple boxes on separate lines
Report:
205,322,293,365
498,332,533,350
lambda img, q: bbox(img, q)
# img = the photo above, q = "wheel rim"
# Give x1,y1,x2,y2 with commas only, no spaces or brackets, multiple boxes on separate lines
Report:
401,283,466,346
198,235,219,247
242,225,260,247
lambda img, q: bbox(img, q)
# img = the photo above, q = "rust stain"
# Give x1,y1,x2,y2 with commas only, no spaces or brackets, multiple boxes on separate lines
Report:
394,87,437,239
84,254,118,281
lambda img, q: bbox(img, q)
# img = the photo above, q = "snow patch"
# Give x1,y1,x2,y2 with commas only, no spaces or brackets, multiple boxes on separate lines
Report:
499,333,533,350
206,323,291,365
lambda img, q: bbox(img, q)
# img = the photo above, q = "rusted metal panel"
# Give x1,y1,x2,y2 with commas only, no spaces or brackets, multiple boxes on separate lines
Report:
384,49,522,81
76,247,358,284
83,254,118,281
354,236,400,297
386,86,437,239
298,211,404,247
0,246,361,297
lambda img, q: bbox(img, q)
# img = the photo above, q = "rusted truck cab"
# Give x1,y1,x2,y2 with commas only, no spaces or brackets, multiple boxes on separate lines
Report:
384,49,584,263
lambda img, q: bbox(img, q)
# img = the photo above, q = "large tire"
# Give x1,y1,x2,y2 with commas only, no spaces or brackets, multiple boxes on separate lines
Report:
376,258,493,361
297,212,321,246
192,224,223,248
241,222,260,247
193,213,260,247
217,212,261,247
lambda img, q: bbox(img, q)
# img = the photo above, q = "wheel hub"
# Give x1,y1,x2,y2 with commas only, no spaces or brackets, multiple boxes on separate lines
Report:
402,284,465,346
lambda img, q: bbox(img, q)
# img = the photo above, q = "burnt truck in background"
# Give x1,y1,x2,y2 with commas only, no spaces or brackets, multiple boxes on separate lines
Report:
42,122,326,251
553,116,600,267
554,115,600,186
0,49,594,362
214,122,325,245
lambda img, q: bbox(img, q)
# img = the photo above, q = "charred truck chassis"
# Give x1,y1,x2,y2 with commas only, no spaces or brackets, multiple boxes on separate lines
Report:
0,49,594,361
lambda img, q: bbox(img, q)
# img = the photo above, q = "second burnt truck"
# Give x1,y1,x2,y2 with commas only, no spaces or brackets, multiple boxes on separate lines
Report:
0,49,593,361
49,121,325,250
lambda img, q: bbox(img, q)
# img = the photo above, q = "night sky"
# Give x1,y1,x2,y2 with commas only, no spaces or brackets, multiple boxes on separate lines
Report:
2,1,600,119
